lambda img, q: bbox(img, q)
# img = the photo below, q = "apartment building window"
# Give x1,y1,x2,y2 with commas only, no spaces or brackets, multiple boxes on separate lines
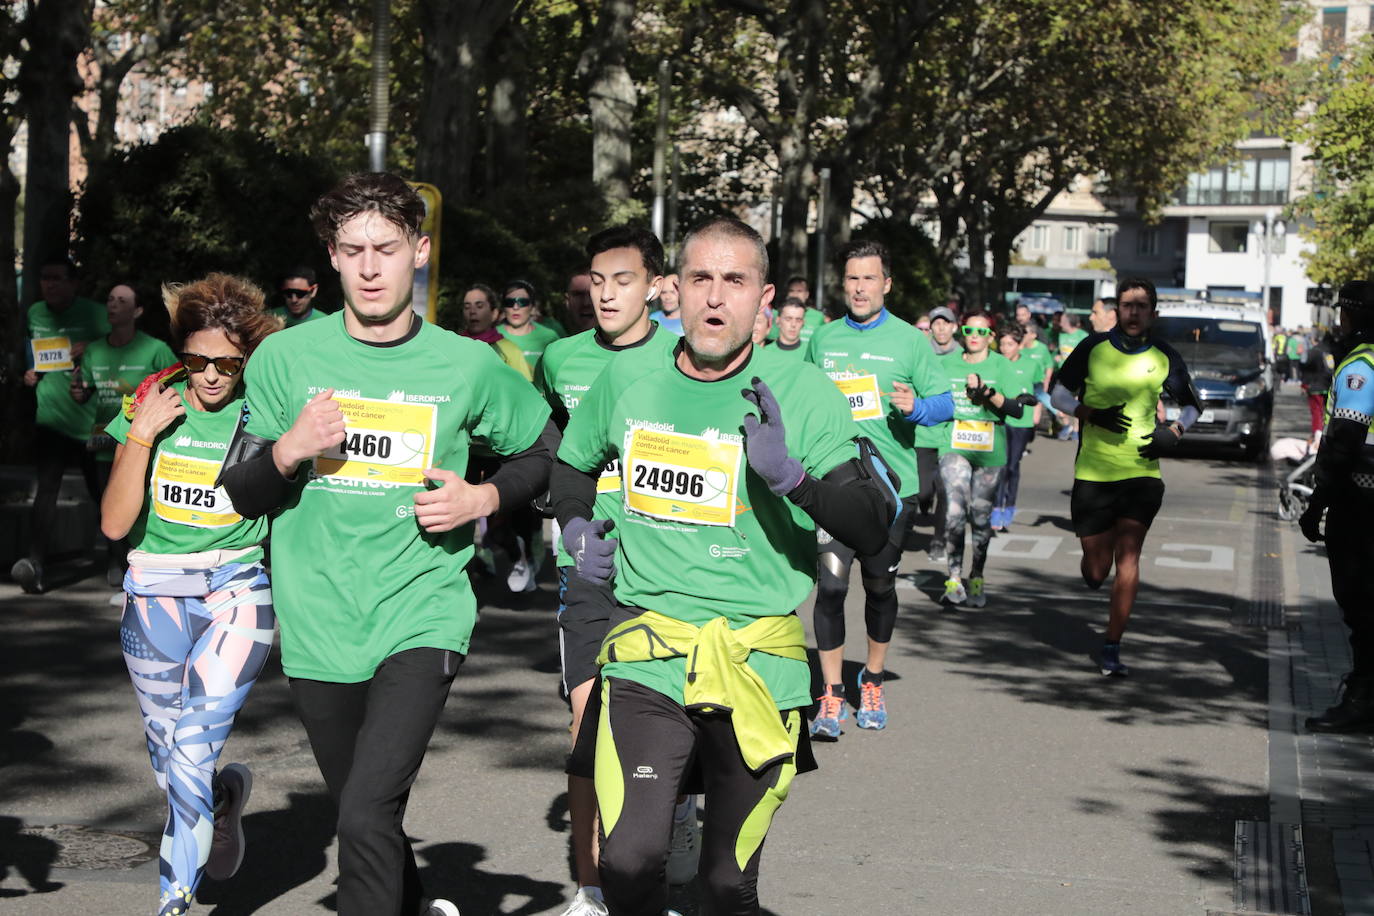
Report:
1029,225,1049,250
1208,221,1250,253
1089,227,1115,256
1138,229,1159,257
1063,227,1082,253
1323,7,1347,53
1178,152,1289,205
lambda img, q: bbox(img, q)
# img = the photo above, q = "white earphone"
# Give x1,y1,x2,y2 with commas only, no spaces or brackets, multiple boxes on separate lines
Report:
647,288,659,302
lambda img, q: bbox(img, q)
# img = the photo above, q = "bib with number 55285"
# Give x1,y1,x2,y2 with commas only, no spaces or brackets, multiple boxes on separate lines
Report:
314,395,438,486
623,428,742,527
830,374,883,422
152,452,241,528
950,419,994,452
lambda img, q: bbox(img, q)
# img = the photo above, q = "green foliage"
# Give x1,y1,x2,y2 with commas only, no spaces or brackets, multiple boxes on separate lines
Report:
846,218,949,323
73,126,339,297
1290,38,1374,283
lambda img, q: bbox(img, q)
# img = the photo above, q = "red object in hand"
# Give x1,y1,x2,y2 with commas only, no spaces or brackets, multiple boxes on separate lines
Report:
124,364,188,419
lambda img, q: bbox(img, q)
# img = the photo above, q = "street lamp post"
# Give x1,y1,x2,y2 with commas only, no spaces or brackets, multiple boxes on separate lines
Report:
1252,207,1287,325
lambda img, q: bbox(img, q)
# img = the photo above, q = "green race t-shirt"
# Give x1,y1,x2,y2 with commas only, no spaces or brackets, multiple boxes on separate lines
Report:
935,350,1015,467
535,322,679,567
28,297,110,440
1000,354,1042,430
269,305,329,328
807,311,950,496
243,313,551,681
1020,339,1053,386
558,342,859,710
105,382,268,557
500,322,562,371
913,341,961,449
81,332,177,459
1057,328,1088,366
1057,330,1199,482
765,307,825,343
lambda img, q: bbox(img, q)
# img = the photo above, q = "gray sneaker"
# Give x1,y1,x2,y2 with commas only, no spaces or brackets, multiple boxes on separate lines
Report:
666,807,701,885
11,557,43,594
205,763,253,880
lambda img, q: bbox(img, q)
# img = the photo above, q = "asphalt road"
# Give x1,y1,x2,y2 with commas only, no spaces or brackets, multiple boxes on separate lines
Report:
0,395,1286,915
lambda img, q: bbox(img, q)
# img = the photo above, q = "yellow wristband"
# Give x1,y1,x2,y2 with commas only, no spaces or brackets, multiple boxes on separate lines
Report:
126,433,154,449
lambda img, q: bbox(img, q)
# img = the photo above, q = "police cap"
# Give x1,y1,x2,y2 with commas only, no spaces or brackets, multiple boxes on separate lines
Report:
1337,281,1374,312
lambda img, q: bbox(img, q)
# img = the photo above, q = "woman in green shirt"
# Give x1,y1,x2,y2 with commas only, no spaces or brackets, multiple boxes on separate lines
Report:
100,274,279,916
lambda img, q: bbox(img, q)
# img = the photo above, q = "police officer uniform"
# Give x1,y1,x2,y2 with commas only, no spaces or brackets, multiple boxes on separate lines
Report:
1303,280,1374,732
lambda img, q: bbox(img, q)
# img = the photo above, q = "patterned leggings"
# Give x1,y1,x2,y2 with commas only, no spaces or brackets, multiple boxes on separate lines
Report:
939,453,1003,579
120,561,274,916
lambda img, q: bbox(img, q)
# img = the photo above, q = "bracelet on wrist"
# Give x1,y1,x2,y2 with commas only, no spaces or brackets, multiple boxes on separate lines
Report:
126,433,154,449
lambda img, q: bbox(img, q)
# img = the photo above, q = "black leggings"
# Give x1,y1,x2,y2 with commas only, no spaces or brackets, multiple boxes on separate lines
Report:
596,677,799,916
28,425,100,562
813,530,902,652
289,647,462,916
994,426,1035,510
1328,499,1374,675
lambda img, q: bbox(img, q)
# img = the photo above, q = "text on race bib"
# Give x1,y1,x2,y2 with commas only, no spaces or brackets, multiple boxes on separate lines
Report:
314,396,438,486
951,419,995,452
597,457,622,494
152,452,242,529
31,337,73,372
623,428,742,527
830,374,883,422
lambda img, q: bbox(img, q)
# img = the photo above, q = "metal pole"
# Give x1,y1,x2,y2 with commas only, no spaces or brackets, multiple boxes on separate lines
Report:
666,144,680,266
366,0,391,171
651,61,671,239
814,168,831,313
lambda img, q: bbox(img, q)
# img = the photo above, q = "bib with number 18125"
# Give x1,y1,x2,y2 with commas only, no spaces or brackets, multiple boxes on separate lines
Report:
152,452,241,528
623,428,742,527
830,374,883,421
314,395,437,486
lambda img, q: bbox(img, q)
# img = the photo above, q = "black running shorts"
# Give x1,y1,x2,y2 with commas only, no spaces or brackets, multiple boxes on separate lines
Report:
1070,477,1165,538
558,567,615,698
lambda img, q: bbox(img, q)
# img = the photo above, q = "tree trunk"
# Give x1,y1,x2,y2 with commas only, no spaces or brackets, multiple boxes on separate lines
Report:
17,0,91,306
963,203,988,311
775,129,813,285
415,0,516,206
579,0,636,214
484,21,528,193
0,114,21,375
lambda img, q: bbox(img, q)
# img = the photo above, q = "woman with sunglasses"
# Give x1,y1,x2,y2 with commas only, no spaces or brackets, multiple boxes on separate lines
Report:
934,311,1025,607
100,273,280,916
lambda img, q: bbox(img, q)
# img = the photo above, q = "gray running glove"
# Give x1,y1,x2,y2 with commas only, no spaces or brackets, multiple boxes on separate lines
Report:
562,517,618,584
1137,422,1181,459
741,377,805,496
1085,403,1129,433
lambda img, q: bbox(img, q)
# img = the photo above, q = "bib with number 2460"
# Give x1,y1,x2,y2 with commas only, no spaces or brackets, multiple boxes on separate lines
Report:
314,395,438,486
152,452,241,528
830,374,883,422
623,428,742,527
950,419,995,452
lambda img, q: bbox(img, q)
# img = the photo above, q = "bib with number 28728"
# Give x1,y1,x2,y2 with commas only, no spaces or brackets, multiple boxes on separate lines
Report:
623,428,742,527
152,451,241,528
31,337,73,372
830,373,883,422
314,395,438,486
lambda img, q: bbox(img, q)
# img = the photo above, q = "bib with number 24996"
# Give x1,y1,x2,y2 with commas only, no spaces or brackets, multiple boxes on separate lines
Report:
314,396,438,486
152,452,241,528
623,428,742,527
830,374,883,422
950,419,994,452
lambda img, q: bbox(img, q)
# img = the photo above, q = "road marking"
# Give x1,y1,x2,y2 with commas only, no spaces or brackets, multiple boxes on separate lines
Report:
894,575,1231,611
1155,543,1236,571
986,534,1063,560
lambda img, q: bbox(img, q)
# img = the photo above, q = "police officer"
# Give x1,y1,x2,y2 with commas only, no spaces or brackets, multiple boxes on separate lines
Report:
1302,280,1374,732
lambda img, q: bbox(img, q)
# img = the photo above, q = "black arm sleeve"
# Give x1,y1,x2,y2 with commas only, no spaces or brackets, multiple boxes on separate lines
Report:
486,418,559,510
986,395,1023,420
551,459,599,529
787,462,892,557
1313,416,1368,497
220,447,296,520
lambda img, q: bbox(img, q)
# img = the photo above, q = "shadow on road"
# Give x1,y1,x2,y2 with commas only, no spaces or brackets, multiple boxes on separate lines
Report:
199,792,336,915
0,815,63,898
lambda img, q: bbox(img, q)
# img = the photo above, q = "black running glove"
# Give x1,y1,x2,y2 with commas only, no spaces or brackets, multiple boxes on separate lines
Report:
1084,403,1129,433
562,518,618,584
1137,422,1181,460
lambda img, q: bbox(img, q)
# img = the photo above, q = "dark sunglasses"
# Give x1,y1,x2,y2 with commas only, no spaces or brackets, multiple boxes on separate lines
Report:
503,296,532,308
961,326,994,337
281,289,311,299
180,352,245,375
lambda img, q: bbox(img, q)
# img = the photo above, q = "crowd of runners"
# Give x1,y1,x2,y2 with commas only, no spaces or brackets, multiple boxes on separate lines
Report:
32,169,1374,916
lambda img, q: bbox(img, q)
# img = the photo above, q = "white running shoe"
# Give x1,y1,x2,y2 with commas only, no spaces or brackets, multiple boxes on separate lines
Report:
557,888,608,916
941,578,967,606
205,763,252,880
424,900,461,916
666,808,701,885
506,536,537,592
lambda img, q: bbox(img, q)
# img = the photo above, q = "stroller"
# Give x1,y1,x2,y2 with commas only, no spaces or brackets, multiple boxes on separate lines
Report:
1276,446,1316,522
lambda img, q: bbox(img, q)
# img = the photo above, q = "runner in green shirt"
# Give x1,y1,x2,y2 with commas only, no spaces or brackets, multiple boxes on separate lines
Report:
553,217,899,915
100,272,279,916
804,239,953,738
12,258,110,594
766,298,809,358
991,321,1043,531
1050,277,1201,676
267,265,329,327
533,224,677,916
914,305,962,562
221,173,554,916
1054,312,1088,440
70,282,176,584
500,280,563,370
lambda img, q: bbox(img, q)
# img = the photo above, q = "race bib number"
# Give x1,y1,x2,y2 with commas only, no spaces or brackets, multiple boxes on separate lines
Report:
831,374,883,421
31,336,73,372
951,419,995,452
623,428,742,527
314,396,437,486
152,452,241,528
597,457,622,494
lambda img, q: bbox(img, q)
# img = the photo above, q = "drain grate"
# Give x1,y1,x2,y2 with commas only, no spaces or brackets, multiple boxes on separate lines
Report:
15,824,160,870
1244,463,1289,629
1234,820,1310,915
